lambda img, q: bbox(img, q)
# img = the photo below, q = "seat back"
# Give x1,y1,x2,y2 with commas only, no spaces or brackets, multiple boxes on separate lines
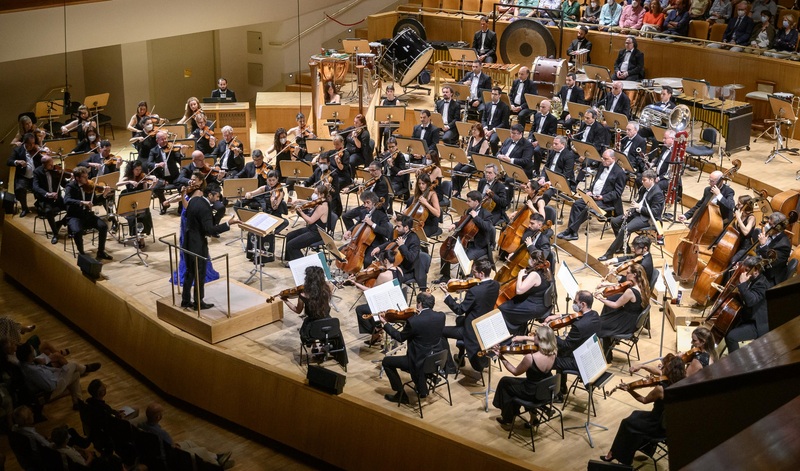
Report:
534,374,560,403
650,268,660,297
701,127,717,146
688,20,710,40
442,0,461,11
708,23,727,42
463,0,482,13
108,416,134,451
422,349,449,375
544,205,557,225
777,258,798,284
309,317,342,340
635,305,651,332
8,430,40,469
133,428,166,466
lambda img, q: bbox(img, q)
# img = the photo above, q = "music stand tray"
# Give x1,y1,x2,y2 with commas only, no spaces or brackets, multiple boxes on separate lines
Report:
437,143,469,166
95,171,120,189
317,226,346,262
493,127,511,143
603,110,628,131
223,178,259,201
448,83,472,102
294,185,315,201
280,161,313,183
525,94,549,112
471,153,501,175
571,141,603,163
304,139,335,155
429,112,445,129
116,189,153,266
84,93,110,111
482,91,511,108
612,151,635,174
395,137,428,156
498,160,528,183
583,64,612,84
533,132,556,150
35,100,65,121
447,47,479,63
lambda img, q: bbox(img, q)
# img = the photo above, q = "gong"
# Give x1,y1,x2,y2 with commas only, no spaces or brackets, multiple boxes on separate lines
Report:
393,17,427,41
499,19,557,65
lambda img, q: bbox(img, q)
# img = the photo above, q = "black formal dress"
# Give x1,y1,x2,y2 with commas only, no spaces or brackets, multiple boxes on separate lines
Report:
609,380,669,465
492,356,553,422
442,279,500,372
598,289,644,358
180,195,230,306
382,308,447,396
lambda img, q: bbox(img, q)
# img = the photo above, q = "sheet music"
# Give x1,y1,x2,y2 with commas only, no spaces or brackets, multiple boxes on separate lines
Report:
288,253,331,286
574,334,608,384
663,263,678,299
364,279,408,315
247,212,281,232
557,260,580,300
473,310,512,350
454,239,473,275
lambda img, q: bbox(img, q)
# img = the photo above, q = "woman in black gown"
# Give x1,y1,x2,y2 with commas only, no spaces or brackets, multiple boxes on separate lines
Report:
499,250,553,331
281,266,332,346
596,263,650,361
601,356,686,466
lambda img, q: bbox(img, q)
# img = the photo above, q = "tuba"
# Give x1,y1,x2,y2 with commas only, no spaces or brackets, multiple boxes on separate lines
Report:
639,104,691,131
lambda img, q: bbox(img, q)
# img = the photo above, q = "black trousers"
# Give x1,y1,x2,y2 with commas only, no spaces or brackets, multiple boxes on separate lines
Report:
382,354,412,394
67,213,108,255
182,251,207,304
14,176,32,210
566,199,613,234
35,198,65,235
606,214,651,255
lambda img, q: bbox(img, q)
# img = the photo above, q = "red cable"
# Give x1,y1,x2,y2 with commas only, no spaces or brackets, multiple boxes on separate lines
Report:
325,13,364,27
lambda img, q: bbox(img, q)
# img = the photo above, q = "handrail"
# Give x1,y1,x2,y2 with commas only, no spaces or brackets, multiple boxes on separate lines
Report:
268,0,364,48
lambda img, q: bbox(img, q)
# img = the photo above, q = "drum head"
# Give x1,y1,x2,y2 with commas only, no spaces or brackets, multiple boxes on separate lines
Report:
499,19,556,65
393,17,426,41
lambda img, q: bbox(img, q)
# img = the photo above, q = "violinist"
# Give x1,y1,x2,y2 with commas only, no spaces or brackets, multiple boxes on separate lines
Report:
118,160,154,239
301,153,329,188
177,151,223,194
61,105,95,142
602,234,654,283
32,155,67,244
537,135,576,195
381,137,410,199
440,258,500,373
210,126,244,176
287,113,316,162
341,191,392,267
354,250,404,345
191,113,217,156
211,77,236,102
600,356,685,466
753,212,792,286
435,190,494,284
7,133,43,217
596,263,650,362
380,292,446,404
177,97,203,132
267,128,293,181
11,114,43,147
598,169,664,262
371,215,426,289
542,290,601,398
235,149,271,187
127,101,156,136
245,171,289,263
435,85,461,145
63,166,113,261
147,131,182,214
451,123,488,198
725,255,770,352
683,326,717,376
477,163,508,225
492,325,557,427
678,170,735,225
496,124,535,178
130,115,159,161
341,114,371,168
499,250,554,331
71,126,101,155
411,110,440,162
377,85,399,153
79,140,121,178
283,266,337,352
322,135,351,216
284,184,331,262
405,172,441,238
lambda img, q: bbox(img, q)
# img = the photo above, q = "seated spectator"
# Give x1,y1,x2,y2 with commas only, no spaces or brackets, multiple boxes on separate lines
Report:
708,0,733,24
749,10,775,49
774,14,799,51
690,0,710,19
12,405,51,451
16,343,100,409
52,425,94,467
512,0,539,19
84,379,139,441
0,317,35,347
620,0,646,30
662,0,691,35
599,0,624,31
583,0,603,24
562,0,582,26
139,402,235,469
750,0,776,20
712,1,754,48
642,0,667,32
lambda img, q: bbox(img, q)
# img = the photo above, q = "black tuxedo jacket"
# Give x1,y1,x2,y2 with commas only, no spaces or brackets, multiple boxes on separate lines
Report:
211,88,237,102
32,166,65,202
63,180,104,219
620,134,647,169
236,161,271,187
435,99,462,130
557,85,585,107
482,100,510,131
478,178,508,217
737,275,769,336
147,145,182,179
460,72,493,102
618,252,654,283
756,232,792,286
472,29,497,61
7,145,42,183
575,121,609,152
634,184,665,222
379,230,420,275
522,226,554,261
498,138,534,177
463,206,495,250
567,37,593,63
613,48,645,81
604,92,631,119
183,195,230,257
684,184,735,222
542,148,576,179
589,163,627,216
444,279,501,356
383,308,446,394
528,112,558,138
412,124,441,150
509,79,538,108
556,310,601,357
210,139,245,173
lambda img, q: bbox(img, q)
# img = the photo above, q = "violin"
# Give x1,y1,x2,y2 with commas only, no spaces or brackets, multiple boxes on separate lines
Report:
443,278,481,292
81,180,114,195
198,125,215,140
199,165,221,178
103,154,122,167
343,261,387,288
362,307,417,323
613,255,644,276
548,312,584,330
596,280,633,297
608,375,668,396
296,197,327,212
265,285,305,303
51,164,72,177
344,176,379,194
478,344,539,357
163,142,186,154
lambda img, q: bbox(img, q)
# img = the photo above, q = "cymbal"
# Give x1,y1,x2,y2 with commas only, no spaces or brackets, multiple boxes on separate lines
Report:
723,83,745,90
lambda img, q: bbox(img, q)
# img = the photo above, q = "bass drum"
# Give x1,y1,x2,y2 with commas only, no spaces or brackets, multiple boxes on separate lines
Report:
532,57,567,98
380,28,434,86
499,18,557,65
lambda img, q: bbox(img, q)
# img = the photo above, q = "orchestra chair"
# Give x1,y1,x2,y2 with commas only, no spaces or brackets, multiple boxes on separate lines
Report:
635,437,669,470
479,0,494,14
507,374,564,453
32,204,65,238
166,445,194,471
107,415,135,455
687,20,710,41
611,306,651,371
400,349,452,418
708,23,727,42
643,268,660,337
685,127,719,182
300,317,348,371
441,0,461,13
64,225,98,258
421,0,441,12
401,251,431,305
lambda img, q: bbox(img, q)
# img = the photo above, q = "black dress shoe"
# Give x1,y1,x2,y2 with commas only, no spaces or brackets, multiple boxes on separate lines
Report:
96,252,113,261
84,362,101,373
19,209,29,218
51,235,59,245
600,455,614,462
180,300,194,309
597,254,612,262
563,233,579,241
199,302,215,310
384,393,409,404
556,230,570,239
496,417,512,426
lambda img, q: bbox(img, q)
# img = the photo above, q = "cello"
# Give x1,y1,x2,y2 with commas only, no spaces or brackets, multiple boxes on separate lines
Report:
403,179,438,228
336,198,385,274
495,220,552,284
440,192,493,264
494,260,551,309
497,184,549,254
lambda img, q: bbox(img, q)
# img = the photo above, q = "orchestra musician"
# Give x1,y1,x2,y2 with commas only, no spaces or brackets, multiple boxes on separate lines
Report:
436,190,494,283
127,101,149,136
79,140,121,179
598,170,664,261
528,100,559,167
556,73,585,130
752,212,792,286
613,35,645,81
542,290,601,398
176,151,224,195
190,113,217,156
321,135,351,216
241,170,289,246
71,126,101,155
451,123,489,198
282,266,338,353
440,259,500,373
724,255,770,352
727,195,758,268
11,114,44,147
377,85,399,153
497,124,535,178
639,86,675,145
509,66,537,126
519,212,553,261
514,181,549,222
566,26,593,64
7,133,43,217
283,184,331,262
61,105,95,142
473,16,497,63
631,326,717,378
537,135,576,195
287,112,316,162
558,150,627,241
342,190,392,267
477,163,508,224
235,149,271,187
647,129,679,193
406,172,441,237
603,81,632,119
571,108,609,154
596,263,650,362
353,250,404,345
355,160,391,208
602,234,655,283
620,122,647,179
380,292,446,404
32,155,67,244
435,85,462,145
677,170,735,224
210,77,236,102
210,126,245,176
63,166,113,260
130,114,160,163
600,356,685,466
460,60,493,120
371,215,427,290
177,97,203,132
382,137,410,199
268,127,293,181
499,250,554,331
147,131,183,215
301,152,330,188
482,87,511,155
411,110,440,162
118,160,155,240
341,114,371,168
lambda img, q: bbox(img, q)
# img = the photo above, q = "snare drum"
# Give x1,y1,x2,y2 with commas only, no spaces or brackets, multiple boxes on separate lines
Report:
775,92,794,102
380,28,434,86
369,41,384,57
356,53,377,71
532,57,567,98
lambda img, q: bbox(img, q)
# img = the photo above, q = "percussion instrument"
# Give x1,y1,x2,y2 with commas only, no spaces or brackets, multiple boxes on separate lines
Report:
499,18,557,66
774,92,794,101
380,28,434,86
532,57,567,98
369,41,384,57
674,95,752,152
653,77,684,91
356,53,377,72
311,54,350,84
576,73,600,102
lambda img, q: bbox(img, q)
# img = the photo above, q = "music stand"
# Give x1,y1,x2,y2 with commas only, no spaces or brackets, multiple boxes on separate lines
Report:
240,213,284,289
532,132,555,150
681,79,709,143
374,105,404,133
437,143,468,168
63,153,91,171
84,92,110,119
651,125,667,143
320,104,349,130
569,102,591,121
35,99,65,135
429,112,445,129
765,95,797,164
280,161,313,189
493,127,511,143
545,169,575,257
583,64,612,106
455,121,473,145
447,83,472,103
317,226,346,263
395,137,428,157
304,138,335,155
471,153,501,176
223,178,259,202
117,189,153,266
481,91,511,108
603,110,628,132
498,159,528,185
232,207,259,250
573,189,607,277
612,151,635,174
447,46,478,63
571,140,603,164
524,94,549,112
342,38,371,54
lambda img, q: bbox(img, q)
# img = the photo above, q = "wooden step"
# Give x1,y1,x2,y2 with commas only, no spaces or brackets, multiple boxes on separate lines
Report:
285,83,312,93
354,28,368,40
296,72,313,86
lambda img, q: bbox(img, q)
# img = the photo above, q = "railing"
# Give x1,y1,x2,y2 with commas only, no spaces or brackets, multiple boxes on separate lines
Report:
268,0,364,48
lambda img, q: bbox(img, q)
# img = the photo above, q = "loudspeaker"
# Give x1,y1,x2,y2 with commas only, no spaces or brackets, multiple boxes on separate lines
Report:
587,460,633,471
307,365,346,395
77,254,102,279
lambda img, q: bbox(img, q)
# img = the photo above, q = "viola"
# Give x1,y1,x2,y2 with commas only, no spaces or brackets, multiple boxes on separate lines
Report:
163,142,186,154
343,261,387,288
362,307,417,323
336,198,386,274
613,255,644,276
549,312,584,330
478,344,539,357
296,197,327,212
597,280,633,297
608,375,668,396
198,125,215,140
444,278,481,292
81,180,114,195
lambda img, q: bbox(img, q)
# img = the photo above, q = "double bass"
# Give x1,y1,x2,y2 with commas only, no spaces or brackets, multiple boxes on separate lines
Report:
336,198,385,274
440,192,493,264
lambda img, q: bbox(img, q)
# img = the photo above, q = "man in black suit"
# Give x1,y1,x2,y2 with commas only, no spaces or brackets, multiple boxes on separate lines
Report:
721,2,755,47
147,131,183,214
382,137,410,199
602,234,655,283
725,256,769,352
678,170,736,225
754,212,792,287
235,149,271,187
460,61,493,120
482,86,511,154
437,190,495,282
180,172,238,309
435,85,462,145
542,290,601,396
341,190,393,267
63,166,113,260
572,108,609,154
647,129,678,193
440,258,499,373
558,150,627,240
175,151,223,194
210,77,237,102
557,73,585,129
477,163,508,224
620,122,647,179
603,81,632,119
614,36,645,81
7,133,42,217
381,292,446,403
497,124,535,178
639,86,676,146
210,125,245,176
472,16,497,63
599,170,664,260
79,141,121,179
538,136,576,192
32,156,67,244
509,66,538,125
528,100,559,168
518,212,553,262
371,215,427,289
566,26,593,64
411,110,441,161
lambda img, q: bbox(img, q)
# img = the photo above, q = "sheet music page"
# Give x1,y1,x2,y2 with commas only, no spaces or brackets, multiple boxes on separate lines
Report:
247,212,281,232
454,239,473,275
557,260,581,300
663,263,678,299
473,310,512,350
365,279,408,315
289,253,330,286
574,334,608,384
